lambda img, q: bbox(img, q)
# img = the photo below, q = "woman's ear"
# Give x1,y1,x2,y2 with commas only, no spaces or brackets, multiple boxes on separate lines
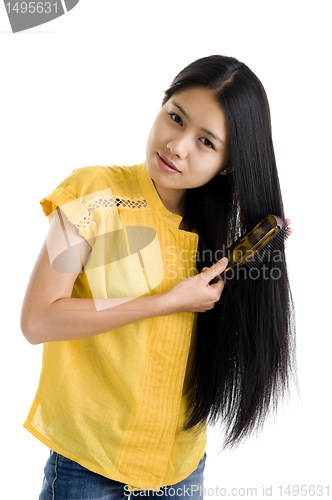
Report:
219,163,235,175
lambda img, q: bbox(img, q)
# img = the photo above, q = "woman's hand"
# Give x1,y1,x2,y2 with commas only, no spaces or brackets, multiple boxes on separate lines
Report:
165,258,228,314
284,217,293,248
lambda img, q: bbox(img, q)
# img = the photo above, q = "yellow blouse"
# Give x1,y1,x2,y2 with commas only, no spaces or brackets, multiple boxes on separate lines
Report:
24,161,207,490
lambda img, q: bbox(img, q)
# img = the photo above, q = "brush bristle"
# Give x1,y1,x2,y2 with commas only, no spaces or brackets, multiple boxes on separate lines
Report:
245,226,291,269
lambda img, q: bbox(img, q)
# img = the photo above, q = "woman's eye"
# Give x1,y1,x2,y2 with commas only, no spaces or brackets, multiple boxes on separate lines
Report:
168,113,214,149
169,113,182,125
201,138,214,149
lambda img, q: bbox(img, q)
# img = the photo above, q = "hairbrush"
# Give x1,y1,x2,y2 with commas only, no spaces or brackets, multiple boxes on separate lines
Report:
209,214,291,284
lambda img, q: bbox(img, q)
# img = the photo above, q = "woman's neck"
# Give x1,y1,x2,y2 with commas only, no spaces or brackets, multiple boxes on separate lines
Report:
152,179,188,217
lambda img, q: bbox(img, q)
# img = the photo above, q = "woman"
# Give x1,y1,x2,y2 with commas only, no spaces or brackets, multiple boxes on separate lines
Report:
21,54,295,499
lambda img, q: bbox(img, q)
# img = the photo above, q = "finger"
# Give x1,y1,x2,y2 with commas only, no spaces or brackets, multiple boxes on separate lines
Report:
284,218,293,249
285,218,293,235
284,218,293,248
204,258,228,281
285,223,293,234
214,258,228,277
209,272,226,286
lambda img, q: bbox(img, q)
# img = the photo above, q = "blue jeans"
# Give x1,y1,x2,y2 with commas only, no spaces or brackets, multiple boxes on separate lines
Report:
39,450,207,499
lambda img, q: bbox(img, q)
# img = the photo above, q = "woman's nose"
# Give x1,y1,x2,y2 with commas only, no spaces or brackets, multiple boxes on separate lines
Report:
167,138,189,159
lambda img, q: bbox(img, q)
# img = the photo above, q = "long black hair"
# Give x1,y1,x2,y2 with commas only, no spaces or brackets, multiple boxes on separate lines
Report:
162,55,296,448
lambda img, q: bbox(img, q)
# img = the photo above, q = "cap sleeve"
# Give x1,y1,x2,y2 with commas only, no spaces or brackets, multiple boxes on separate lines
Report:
39,166,109,248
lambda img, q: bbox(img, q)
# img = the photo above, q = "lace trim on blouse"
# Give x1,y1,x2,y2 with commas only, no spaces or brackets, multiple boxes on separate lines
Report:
74,195,148,234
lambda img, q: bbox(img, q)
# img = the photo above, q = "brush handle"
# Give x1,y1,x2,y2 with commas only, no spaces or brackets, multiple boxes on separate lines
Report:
206,214,288,285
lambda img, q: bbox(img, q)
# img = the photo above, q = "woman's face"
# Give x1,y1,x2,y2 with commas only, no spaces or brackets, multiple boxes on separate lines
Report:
145,85,231,212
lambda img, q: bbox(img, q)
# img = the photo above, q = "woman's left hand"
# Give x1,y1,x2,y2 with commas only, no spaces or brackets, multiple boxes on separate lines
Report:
284,218,293,248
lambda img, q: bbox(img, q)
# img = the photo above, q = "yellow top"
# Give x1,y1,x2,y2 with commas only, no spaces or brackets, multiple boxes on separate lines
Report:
24,161,207,490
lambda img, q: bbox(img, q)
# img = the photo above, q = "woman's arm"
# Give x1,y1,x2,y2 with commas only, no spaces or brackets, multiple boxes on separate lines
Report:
21,209,227,345
20,243,175,345
20,209,175,345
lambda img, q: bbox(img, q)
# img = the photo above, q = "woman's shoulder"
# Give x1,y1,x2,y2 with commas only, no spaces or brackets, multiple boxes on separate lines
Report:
53,164,134,197
63,164,121,184
40,163,142,221
62,164,138,189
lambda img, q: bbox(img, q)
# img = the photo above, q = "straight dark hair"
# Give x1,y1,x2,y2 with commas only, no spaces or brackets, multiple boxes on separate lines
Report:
162,55,296,448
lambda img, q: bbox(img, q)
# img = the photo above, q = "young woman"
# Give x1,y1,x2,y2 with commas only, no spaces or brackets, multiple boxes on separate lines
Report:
21,54,295,499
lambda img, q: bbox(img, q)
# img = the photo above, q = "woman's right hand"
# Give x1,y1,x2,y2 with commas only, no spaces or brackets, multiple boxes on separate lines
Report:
166,257,228,313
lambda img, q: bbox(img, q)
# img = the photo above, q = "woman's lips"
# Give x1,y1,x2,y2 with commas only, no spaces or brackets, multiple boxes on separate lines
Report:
156,153,181,174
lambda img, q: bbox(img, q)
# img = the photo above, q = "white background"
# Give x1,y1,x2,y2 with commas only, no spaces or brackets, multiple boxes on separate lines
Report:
1,1,331,498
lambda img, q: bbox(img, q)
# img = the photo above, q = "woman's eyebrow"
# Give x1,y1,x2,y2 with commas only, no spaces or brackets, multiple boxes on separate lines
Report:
171,101,225,145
